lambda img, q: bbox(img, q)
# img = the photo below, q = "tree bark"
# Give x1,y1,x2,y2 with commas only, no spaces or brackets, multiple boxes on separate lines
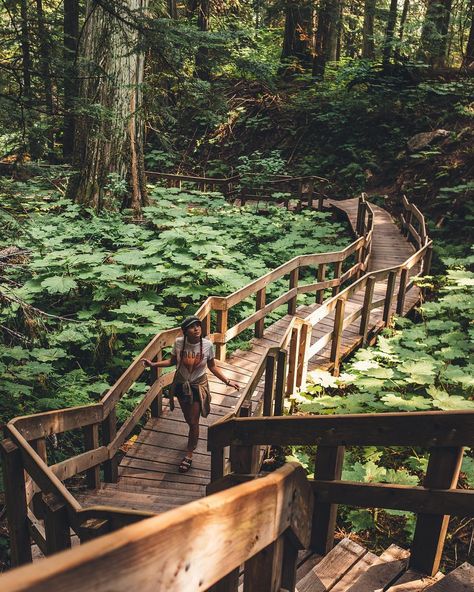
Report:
418,0,453,66
66,0,149,214
167,0,178,19
35,0,55,156
395,0,410,59
63,0,79,159
383,0,398,65
362,0,376,59
281,1,314,69
196,0,210,78
312,0,340,76
463,1,474,68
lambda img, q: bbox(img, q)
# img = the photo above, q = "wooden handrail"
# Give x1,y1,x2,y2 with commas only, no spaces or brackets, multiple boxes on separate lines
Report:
0,463,313,592
207,411,472,575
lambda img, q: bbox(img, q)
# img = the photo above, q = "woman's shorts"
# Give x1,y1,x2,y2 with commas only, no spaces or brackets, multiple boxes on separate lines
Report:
174,383,200,404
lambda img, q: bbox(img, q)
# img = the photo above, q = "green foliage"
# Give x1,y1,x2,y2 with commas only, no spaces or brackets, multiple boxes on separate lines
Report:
0,181,350,426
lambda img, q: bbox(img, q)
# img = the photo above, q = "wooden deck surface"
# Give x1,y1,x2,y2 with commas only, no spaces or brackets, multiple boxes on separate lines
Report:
74,198,423,512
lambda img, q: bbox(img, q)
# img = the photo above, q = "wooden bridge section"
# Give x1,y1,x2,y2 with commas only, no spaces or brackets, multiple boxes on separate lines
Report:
4,177,472,591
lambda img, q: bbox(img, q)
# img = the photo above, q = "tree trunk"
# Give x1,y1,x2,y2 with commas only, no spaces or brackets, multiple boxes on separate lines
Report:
281,1,314,69
167,0,178,19
382,0,398,65
346,1,359,58
362,0,376,59
66,0,149,214
63,0,79,160
19,0,32,155
312,0,340,76
196,0,210,78
395,0,410,60
463,2,474,68
35,0,55,156
418,0,453,66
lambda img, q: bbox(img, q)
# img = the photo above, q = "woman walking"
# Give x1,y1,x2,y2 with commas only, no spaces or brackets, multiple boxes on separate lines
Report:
142,316,240,473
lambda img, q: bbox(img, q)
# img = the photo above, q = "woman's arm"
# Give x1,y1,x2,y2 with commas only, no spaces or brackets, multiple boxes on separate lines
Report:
141,355,176,369
207,359,240,390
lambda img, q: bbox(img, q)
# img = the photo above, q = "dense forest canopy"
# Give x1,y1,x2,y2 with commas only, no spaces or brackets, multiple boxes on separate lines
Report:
0,0,473,575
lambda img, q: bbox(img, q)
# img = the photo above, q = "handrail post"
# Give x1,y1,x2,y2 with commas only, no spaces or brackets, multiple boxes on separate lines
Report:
423,244,433,276
102,407,118,483
410,446,464,576
263,353,276,417
255,287,266,338
274,349,288,417
0,438,32,566
286,327,300,395
311,445,345,554
331,261,343,296
150,350,162,418
356,196,364,236
210,447,225,483
288,268,299,315
296,322,311,389
203,312,211,337
330,298,345,376
216,309,228,361
244,536,284,592
43,493,71,556
359,275,376,345
383,271,397,326
83,423,100,489
230,406,259,475
307,178,314,208
316,263,326,304
397,267,409,315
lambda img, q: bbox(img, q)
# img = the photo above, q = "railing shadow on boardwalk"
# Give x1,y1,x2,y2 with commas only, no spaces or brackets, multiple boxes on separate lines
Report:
1,175,435,570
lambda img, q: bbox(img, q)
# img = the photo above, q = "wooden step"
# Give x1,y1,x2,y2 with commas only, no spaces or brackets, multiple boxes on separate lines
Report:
420,562,474,591
388,569,444,591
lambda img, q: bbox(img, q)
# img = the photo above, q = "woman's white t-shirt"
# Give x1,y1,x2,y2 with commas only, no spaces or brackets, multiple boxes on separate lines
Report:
172,337,214,382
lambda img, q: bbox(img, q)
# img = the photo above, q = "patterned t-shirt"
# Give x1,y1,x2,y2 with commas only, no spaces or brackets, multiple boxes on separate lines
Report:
171,337,214,382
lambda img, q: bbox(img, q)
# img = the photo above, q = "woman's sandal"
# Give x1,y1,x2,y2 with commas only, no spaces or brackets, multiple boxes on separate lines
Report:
179,457,192,473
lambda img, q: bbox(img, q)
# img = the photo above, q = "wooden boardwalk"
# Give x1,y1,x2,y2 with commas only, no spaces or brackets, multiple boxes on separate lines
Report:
74,197,422,513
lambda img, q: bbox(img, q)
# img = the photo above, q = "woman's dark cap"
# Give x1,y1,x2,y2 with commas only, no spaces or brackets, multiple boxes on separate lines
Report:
181,316,202,331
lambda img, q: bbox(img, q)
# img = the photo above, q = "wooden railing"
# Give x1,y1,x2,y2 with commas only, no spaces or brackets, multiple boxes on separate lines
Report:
207,412,474,577
0,463,313,592
0,190,426,568
146,170,329,209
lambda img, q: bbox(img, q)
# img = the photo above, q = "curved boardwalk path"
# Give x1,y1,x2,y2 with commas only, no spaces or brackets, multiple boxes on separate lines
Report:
74,197,421,515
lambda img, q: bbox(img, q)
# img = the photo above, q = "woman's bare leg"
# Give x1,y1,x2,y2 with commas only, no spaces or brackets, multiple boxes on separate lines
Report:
178,398,201,457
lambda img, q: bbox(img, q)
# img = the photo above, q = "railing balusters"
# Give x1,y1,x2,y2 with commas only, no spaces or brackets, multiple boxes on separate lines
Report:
0,439,32,566
332,261,343,296
44,493,71,555
83,423,100,489
263,353,276,417
150,350,162,419
311,445,345,554
274,350,287,417
330,298,345,376
255,287,266,338
383,270,398,326
288,268,299,315
281,534,299,592
316,263,326,304
296,322,311,389
360,274,376,345
397,267,409,315
102,407,118,483
216,309,228,361
244,536,284,592
410,446,464,576
286,327,300,395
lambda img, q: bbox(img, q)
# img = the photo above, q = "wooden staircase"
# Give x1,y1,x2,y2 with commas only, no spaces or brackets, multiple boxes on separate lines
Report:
293,538,474,592
2,179,473,590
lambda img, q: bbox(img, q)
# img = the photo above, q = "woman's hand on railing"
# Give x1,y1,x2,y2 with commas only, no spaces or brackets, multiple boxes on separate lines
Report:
227,380,240,390
141,358,154,368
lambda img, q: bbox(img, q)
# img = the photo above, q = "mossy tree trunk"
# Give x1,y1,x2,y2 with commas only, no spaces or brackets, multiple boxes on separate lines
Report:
66,0,149,215
418,0,452,66
281,0,314,70
362,0,376,59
